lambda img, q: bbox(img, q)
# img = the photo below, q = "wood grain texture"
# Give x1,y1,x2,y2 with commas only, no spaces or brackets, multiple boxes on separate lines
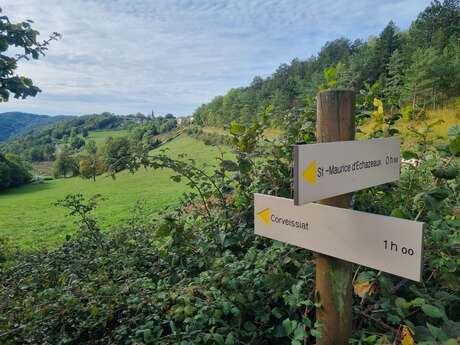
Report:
315,89,355,345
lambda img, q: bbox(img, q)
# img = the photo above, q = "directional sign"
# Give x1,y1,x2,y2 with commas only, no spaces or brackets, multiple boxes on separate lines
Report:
294,137,401,205
254,193,424,281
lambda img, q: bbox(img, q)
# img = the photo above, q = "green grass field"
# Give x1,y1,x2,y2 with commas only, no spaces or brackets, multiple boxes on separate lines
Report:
203,127,283,139
0,135,229,249
87,129,130,146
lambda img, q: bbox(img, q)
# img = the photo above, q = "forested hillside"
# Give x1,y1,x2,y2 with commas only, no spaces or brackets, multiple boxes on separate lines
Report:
0,112,146,162
0,111,179,191
0,112,71,141
193,0,460,127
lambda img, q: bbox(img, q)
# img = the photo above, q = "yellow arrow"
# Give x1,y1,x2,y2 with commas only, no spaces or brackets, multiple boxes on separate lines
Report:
303,160,317,186
257,208,270,225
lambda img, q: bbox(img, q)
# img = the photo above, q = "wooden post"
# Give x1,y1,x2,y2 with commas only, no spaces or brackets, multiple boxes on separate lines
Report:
315,89,355,345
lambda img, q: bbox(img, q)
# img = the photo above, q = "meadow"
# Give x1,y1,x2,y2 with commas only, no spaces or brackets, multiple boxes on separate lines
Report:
0,135,229,248
203,126,283,139
4,108,457,250
86,129,130,146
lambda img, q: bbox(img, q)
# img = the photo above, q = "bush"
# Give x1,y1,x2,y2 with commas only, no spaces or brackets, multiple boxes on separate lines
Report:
187,127,232,146
0,153,32,191
1,116,459,344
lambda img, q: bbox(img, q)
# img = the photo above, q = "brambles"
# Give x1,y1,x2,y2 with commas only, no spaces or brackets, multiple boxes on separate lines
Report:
1,109,459,344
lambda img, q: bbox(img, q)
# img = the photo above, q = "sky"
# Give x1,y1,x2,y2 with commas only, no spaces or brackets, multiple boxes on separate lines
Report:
1,0,431,117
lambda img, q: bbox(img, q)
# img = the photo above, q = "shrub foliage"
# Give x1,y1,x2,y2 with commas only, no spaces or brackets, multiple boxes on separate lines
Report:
1,110,459,344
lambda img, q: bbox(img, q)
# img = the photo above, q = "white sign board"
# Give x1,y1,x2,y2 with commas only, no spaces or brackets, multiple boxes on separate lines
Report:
254,193,424,281
294,137,401,205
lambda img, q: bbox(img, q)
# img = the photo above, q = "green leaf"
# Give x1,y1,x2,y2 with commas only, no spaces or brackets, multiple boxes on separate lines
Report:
442,340,459,345
449,137,460,155
221,160,238,171
293,324,307,340
355,271,376,283
402,150,419,160
244,321,256,332
282,319,296,336
225,333,235,345
435,143,450,154
311,329,322,338
391,207,410,219
422,304,444,318
213,333,225,345
229,121,245,136
184,305,194,316
411,297,425,307
448,124,460,141
395,297,407,308
156,222,171,237
143,329,153,343
428,188,450,201
387,313,402,324
431,166,459,180
427,322,448,341
271,307,283,319
388,128,400,136
238,158,252,174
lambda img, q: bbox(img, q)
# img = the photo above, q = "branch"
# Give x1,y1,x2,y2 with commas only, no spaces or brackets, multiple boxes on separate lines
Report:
14,32,61,62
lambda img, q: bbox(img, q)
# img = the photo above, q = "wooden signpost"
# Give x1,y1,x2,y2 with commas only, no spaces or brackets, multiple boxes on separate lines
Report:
253,89,425,344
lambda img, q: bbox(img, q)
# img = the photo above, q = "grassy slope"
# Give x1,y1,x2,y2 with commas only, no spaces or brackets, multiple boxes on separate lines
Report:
86,129,130,146
0,135,228,249
203,127,283,139
359,107,459,144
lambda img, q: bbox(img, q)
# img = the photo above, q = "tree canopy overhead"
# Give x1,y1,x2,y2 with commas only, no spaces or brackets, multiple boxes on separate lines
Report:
0,7,60,102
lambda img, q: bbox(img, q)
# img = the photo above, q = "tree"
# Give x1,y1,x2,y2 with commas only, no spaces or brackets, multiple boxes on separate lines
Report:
0,153,32,190
4,154,32,187
316,38,353,68
407,0,460,50
403,48,441,113
79,140,102,182
375,21,402,79
28,147,44,162
53,146,78,178
437,42,460,103
0,157,11,190
70,135,85,150
101,137,133,174
384,50,405,112
43,144,56,161
0,7,60,102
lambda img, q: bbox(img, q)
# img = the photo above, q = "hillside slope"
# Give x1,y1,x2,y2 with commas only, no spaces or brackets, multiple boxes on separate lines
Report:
0,134,230,248
193,1,460,127
0,112,71,141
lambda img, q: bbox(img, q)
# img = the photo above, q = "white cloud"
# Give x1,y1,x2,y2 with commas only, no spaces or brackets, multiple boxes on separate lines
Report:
0,0,431,116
